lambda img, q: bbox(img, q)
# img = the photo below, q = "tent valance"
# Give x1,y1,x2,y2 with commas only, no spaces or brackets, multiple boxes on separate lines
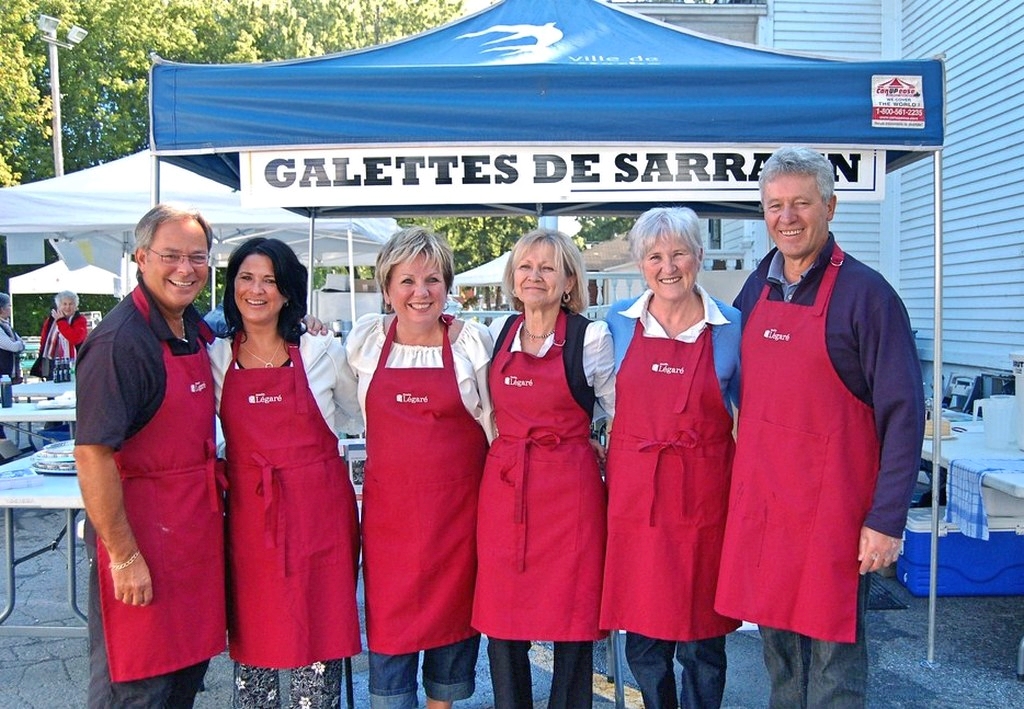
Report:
150,0,944,218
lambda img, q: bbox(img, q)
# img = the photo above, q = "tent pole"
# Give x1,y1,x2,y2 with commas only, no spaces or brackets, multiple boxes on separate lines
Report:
927,149,944,666
306,211,317,314
150,153,160,207
347,226,357,325
122,231,132,298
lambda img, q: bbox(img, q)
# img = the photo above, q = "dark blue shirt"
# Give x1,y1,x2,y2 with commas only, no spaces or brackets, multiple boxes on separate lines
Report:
733,236,925,537
75,282,205,449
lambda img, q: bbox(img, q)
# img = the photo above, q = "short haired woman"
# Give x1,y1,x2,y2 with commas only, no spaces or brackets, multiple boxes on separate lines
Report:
345,226,494,709
600,207,741,709
36,289,87,378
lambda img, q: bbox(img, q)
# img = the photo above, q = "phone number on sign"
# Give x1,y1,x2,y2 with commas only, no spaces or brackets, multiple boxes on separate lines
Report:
873,106,924,118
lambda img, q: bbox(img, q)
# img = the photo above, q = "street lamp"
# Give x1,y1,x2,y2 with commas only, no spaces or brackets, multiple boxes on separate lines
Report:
38,14,88,177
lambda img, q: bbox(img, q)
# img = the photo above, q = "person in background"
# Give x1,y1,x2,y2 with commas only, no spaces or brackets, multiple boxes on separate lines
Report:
209,237,363,709
345,226,493,709
38,289,88,368
715,147,925,708
473,228,615,709
0,292,26,383
74,204,226,708
600,207,741,709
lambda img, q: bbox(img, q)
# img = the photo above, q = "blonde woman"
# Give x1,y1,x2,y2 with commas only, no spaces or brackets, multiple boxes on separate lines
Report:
474,228,615,709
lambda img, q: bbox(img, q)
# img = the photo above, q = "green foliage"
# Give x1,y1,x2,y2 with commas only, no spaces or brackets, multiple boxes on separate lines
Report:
575,216,637,244
1,0,467,185
401,216,536,272
1,0,469,314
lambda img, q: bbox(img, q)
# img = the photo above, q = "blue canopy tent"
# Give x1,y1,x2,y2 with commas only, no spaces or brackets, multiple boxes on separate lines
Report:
149,0,943,218
149,0,949,663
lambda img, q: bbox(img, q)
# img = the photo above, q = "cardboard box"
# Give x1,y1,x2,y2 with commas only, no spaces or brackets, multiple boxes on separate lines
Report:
897,508,1024,597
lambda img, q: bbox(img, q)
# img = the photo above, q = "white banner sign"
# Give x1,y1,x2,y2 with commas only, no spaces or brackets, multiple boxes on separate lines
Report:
239,146,885,209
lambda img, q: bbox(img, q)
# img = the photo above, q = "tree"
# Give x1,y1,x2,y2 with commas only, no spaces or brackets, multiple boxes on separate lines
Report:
1,0,467,315
0,0,49,186
403,216,535,273
574,216,637,244
0,0,467,185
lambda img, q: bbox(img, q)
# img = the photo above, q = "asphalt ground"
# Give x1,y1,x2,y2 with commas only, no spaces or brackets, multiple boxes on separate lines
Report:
3,507,1024,708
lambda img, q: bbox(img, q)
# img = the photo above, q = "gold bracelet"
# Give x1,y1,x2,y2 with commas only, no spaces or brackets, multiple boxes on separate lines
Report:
109,549,141,571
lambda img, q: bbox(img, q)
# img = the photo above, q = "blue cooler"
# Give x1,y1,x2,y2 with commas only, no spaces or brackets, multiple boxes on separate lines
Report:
897,508,1024,597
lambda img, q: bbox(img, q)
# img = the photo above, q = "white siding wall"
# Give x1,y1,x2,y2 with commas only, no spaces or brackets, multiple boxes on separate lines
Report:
900,1,1024,374
722,1,890,287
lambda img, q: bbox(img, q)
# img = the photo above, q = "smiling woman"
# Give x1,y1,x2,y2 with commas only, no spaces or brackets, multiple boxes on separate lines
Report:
344,226,494,709
207,237,364,708
600,207,742,709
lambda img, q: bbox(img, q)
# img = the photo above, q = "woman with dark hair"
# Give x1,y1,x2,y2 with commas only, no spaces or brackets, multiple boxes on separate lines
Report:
209,237,363,709
474,228,615,709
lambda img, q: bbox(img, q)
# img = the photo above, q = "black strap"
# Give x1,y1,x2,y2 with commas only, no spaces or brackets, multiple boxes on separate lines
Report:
493,311,595,416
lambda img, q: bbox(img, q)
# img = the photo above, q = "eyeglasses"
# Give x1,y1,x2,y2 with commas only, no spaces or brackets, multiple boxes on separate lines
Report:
146,249,210,267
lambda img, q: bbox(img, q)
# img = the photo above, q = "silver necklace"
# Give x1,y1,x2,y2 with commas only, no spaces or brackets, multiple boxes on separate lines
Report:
242,341,284,368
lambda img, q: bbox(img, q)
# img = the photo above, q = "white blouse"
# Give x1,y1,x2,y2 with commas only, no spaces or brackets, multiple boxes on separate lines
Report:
344,314,496,442
487,314,616,421
208,333,364,441
619,284,731,343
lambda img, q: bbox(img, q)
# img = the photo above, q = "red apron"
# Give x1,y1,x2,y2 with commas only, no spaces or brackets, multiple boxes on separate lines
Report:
600,323,739,640
715,245,879,643
473,311,607,642
362,317,487,654
97,287,226,682
220,338,361,667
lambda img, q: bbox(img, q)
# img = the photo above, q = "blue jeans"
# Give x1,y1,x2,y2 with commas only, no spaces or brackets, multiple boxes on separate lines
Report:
760,574,871,709
368,635,480,709
624,633,727,709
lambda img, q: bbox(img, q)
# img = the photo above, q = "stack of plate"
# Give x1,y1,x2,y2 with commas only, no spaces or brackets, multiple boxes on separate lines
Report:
31,439,77,475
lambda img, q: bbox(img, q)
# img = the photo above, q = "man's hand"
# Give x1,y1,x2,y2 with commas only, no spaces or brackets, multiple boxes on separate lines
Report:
302,314,329,336
110,552,153,606
858,525,901,575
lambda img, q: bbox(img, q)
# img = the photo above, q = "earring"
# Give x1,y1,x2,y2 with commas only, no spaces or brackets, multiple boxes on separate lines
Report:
561,291,571,304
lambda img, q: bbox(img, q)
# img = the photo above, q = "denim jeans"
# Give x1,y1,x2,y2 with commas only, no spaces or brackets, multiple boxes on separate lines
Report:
624,633,727,709
487,638,593,709
368,635,480,709
760,574,871,709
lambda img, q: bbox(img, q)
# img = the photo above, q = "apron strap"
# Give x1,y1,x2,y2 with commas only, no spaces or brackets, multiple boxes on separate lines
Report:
251,451,279,550
504,431,587,571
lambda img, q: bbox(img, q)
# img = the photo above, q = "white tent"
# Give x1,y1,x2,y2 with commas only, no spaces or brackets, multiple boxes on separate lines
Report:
453,252,509,288
8,261,131,297
0,151,397,277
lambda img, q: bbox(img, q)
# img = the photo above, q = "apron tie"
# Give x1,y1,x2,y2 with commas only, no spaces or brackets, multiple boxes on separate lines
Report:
205,439,227,513
637,430,699,526
252,451,280,550
503,431,584,572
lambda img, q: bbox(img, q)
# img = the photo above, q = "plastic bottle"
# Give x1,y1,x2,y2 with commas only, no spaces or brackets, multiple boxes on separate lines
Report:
0,375,12,408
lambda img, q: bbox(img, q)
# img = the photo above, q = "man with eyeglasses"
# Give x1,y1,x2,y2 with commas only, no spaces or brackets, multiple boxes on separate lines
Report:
74,204,226,708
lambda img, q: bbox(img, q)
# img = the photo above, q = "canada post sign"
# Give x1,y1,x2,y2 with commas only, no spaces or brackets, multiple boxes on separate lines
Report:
239,147,884,208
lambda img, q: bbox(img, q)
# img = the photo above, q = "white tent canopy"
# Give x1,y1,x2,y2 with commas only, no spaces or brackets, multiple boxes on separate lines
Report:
0,151,397,275
453,252,509,288
8,261,130,296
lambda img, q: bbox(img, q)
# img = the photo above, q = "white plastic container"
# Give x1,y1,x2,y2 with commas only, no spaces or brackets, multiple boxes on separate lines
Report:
973,395,1017,449
1013,352,1024,451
